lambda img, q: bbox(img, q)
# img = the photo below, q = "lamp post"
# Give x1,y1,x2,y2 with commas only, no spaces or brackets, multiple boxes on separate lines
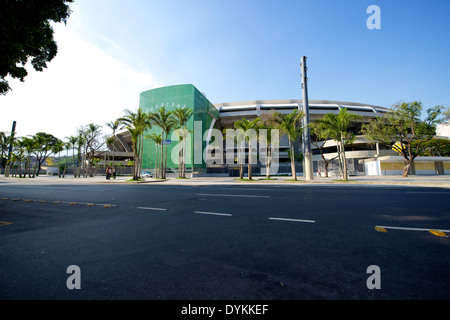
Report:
301,57,314,181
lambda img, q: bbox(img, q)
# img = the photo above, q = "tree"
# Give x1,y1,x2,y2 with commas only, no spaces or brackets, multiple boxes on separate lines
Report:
0,0,74,95
0,132,10,169
74,133,85,178
172,107,193,178
118,109,151,180
274,110,305,181
67,135,79,177
443,107,450,122
21,136,37,178
32,132,59,176
52,139,65,177
259,110,280,179
309,121,339,177
79,124,104,177
61,138,71,178
362,101,443,177
412,138,450,157
147,133,162,178
12,137,26,177
148,106,177,179
319,108,362,180
233,118,261,180
106,120,120,171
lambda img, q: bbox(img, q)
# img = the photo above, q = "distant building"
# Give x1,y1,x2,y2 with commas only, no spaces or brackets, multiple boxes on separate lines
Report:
437,121,450,139
112,84,449,176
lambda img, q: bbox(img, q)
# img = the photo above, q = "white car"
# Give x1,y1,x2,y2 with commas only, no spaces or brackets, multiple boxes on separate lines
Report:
140,171,152,178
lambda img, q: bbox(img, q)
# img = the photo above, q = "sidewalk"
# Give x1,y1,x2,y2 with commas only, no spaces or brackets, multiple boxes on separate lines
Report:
1,174,450,188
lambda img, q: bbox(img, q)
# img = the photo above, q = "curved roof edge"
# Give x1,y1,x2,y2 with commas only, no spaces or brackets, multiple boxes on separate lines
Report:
215,99,387,110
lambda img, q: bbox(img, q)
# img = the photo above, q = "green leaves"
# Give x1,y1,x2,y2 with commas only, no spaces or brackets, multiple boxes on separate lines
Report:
0,0,74,95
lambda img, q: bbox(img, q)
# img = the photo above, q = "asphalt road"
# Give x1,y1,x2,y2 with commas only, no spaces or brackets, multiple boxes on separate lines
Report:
0,183,449,300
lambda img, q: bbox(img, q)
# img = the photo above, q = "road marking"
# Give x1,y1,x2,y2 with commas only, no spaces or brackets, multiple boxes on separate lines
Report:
269,217,316,224
0,221,13,227
137,207,167,211
406,192,450,194
2,197,115,207
376,225,450,233
221,188,276,192
197,193,270,198
430,230,448,237
375,226,387,233
62,201,115,207
195,211,233,217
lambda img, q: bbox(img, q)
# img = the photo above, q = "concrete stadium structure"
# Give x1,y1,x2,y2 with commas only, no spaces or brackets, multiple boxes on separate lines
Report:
110,84,450,176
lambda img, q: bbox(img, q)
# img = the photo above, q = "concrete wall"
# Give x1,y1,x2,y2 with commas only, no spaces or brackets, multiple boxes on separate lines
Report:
364,156,450,176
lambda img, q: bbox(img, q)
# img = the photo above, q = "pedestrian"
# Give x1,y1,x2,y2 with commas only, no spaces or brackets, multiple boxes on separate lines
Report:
106,166,111,180
113,168,116,179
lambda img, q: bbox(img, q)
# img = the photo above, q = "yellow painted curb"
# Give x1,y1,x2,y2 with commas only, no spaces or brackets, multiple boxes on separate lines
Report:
375,226,387,233
429,230,448,237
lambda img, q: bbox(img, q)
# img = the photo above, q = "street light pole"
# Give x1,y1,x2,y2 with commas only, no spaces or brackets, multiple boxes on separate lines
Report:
301,57,314,181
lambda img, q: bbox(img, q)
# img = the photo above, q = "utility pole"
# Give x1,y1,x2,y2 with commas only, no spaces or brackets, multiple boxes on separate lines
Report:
4,121,17,178
301,57,314,181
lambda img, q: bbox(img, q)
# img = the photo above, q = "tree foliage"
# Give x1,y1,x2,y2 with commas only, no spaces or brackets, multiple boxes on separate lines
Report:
0,0,73,95
118,109,151,180
274,110,305,181
318,108,362,180
233,118,261,180
362,101,444,177
172,107,194,178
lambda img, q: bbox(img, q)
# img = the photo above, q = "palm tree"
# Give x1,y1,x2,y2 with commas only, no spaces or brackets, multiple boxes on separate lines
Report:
67,135,79,177
118,108,151,180
259,110,280,179
19,136,36,178
172,107,193,178
147,132,162,178
61,140,71,178
106,120,120,171
13,138,26,177
74,133,85,178
319,108,362,180
274,110,305,181
309,121,338,178
148,106,177,179
52,139,65,178
0,132,9,170
233,118,261,180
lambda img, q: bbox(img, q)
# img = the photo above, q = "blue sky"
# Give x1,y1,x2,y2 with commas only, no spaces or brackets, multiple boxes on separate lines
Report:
2,0,449,139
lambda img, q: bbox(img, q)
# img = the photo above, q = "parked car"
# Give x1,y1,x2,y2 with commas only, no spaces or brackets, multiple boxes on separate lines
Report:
140,171,153,178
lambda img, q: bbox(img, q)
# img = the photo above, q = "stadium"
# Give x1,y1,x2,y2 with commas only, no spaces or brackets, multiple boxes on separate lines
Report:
110,84,450,177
